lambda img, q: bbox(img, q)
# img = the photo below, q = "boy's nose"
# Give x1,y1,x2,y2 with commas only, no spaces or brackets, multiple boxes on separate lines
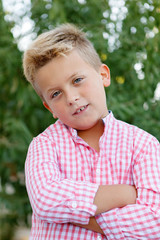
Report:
66,90,79,106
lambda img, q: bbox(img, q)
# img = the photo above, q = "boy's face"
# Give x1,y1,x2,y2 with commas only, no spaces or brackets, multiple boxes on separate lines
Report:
35,50,110,131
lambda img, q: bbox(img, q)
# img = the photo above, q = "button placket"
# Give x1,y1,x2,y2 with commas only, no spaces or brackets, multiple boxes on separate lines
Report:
71,201,77,209
96,168,101,174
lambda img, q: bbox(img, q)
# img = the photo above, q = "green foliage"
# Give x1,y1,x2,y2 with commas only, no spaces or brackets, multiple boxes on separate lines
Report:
0,0,160,238
0,0,53,236
0,2,30,237
106,0,160,136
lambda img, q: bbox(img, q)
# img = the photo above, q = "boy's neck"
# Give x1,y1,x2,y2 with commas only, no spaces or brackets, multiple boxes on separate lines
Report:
77,119,105,152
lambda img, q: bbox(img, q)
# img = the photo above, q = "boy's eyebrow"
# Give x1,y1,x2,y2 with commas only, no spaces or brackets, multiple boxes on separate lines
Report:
67,71,83,80
47,71,83,93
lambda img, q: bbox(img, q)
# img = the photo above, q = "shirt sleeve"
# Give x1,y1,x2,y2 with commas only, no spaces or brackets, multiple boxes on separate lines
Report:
25,136,99,225
96,137,160,239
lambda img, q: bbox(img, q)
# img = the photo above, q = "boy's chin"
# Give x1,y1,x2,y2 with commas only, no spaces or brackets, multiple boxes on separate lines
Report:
74,122,101,132
72,125,92,131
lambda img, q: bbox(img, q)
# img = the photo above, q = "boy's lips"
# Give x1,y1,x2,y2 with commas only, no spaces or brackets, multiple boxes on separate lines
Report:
73,104,89,115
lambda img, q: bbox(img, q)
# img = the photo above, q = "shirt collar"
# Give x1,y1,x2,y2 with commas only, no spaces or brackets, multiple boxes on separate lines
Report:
102,110,112,124
62,110,113,140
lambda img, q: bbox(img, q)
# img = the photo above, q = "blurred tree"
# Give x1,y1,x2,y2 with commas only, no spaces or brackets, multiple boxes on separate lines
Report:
0,0,160,239
0,0,52,238
0,1,31,238
30,0,110,56
107,0,160,138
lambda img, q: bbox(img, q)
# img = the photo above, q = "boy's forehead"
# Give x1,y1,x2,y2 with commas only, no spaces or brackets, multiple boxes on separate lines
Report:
34,52,87,86
39,50,91,74
35,49,99,88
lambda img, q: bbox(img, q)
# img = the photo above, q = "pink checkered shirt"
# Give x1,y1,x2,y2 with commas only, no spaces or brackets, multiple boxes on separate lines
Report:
25,112,160,239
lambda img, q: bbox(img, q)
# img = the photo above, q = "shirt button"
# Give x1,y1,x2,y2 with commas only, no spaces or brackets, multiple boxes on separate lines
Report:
71,201,77,209
96,168,100,174
97,235,102,240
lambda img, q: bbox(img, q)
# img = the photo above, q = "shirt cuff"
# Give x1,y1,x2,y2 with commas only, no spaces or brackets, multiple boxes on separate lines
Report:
96,209,125,239
66,180,99,224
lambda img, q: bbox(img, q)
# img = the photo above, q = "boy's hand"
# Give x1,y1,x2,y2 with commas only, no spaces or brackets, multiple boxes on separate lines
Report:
72,217,105,235
94,184,137,215
72,184,137,236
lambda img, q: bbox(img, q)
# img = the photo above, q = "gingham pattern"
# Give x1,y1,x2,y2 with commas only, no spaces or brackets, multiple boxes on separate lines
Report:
25,112,160,239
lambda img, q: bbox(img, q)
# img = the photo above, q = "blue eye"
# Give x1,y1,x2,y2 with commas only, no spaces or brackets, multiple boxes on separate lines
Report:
52,90,61,99
74,78,82,84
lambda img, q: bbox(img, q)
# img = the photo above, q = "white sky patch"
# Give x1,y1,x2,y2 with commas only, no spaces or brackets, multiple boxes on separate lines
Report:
134,62,145,80
78,0,86,4
154,82,160,101
104,0,127,52
2,0,34,51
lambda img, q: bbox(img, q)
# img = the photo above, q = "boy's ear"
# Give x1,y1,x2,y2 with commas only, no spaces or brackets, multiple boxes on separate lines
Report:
100,64,111,87
43,102,57,119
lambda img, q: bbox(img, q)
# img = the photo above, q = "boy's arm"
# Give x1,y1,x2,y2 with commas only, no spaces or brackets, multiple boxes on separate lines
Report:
93,184,136,215
25,137,98,225
72,184,136,234
95,138,160,239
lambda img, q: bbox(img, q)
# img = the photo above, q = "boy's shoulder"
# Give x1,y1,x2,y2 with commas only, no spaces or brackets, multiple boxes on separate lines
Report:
109,112,158,145
33,119,70,143
111,116,159,161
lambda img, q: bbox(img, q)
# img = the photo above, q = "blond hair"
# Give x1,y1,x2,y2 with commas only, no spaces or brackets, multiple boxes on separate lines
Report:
23,23,102,91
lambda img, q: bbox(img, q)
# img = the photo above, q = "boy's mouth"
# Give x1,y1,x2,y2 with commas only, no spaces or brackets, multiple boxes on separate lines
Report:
73,104,89,115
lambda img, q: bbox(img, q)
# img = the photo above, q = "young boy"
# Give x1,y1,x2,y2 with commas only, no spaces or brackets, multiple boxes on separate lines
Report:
23,24,160,239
